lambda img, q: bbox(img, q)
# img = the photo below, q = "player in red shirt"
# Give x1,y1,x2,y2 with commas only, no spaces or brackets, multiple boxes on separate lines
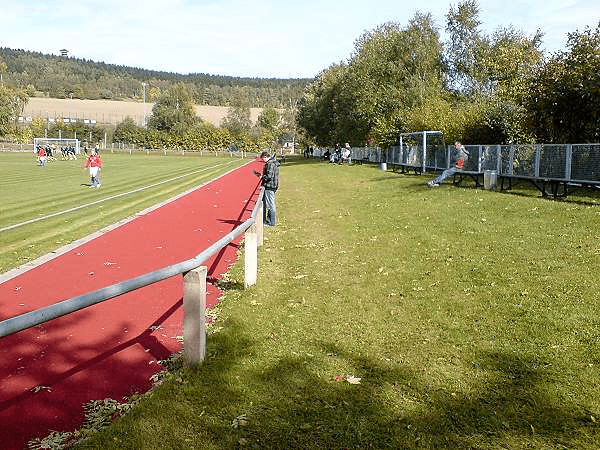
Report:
83,148,102,188
37,145,46,167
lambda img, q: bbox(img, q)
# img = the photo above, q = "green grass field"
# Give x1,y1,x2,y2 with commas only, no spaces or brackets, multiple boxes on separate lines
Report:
7,155,600,449
0,151,249,275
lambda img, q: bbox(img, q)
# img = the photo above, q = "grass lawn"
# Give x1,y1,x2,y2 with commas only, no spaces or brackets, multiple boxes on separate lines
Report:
15,156,600,449
0,151,249,275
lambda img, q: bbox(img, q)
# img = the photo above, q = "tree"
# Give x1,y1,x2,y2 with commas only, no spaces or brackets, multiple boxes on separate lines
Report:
114,116,143,145
298,13,444,147
297,63,347,146
28,117,46,138
147,83,197,134
443,1,543,143
0,84,28,136
221,102,252,136
0,58,7,83
257,107,281,135
481,26,543,102
358,13,444,145
444,0,485,94
525,23,600,143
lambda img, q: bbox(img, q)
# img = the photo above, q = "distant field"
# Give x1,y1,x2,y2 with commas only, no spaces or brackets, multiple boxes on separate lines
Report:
22,97,263,127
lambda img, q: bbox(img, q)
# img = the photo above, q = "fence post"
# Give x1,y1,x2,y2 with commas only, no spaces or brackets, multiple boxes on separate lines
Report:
565,144,572,181
244,222,258,287
421,131,427,173
496,145,502,172
183,266,207,365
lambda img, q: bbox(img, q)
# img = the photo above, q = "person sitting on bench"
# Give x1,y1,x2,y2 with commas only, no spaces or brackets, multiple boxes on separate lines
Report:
427,141,469,187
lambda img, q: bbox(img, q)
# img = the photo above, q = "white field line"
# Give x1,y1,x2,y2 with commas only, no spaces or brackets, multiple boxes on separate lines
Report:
1,161,234,233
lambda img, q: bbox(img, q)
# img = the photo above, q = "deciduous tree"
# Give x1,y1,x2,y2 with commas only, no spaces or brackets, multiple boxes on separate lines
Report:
526,23,600,143
0,84,27,136
147,83,197,134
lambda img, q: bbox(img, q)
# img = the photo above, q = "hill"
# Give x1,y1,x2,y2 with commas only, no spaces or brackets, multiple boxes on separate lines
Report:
1,47,310,109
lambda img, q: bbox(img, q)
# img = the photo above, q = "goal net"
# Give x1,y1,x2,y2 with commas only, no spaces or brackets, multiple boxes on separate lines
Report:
34,138,81,155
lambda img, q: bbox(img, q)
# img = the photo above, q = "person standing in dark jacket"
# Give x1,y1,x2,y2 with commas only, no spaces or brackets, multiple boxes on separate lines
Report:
256,150,280,226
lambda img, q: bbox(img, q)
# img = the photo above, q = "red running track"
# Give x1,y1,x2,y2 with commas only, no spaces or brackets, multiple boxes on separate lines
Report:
0,159,263,449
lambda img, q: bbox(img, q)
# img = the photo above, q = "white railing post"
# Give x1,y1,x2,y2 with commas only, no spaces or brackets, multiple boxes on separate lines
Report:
183,266,207,365
244,222,258,287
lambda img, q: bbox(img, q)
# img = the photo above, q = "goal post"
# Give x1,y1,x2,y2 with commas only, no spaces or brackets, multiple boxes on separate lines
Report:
33,137,81,154
396,131,445,173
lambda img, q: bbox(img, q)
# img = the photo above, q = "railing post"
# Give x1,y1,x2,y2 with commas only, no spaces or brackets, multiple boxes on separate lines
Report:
244,222,258,287
183,266,207,365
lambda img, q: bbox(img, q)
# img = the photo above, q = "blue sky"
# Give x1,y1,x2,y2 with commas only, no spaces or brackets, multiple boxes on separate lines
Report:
0,0,598,78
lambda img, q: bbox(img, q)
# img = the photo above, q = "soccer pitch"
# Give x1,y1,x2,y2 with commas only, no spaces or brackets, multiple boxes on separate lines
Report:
0,151,250,274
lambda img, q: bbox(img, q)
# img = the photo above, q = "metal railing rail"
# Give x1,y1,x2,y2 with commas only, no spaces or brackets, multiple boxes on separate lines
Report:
0,188,265,364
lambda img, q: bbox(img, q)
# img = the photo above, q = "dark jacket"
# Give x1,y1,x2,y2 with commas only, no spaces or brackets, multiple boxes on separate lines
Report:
263,157,280,191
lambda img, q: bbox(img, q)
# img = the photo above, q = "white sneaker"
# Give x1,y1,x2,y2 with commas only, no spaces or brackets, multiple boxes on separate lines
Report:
427,181,439,187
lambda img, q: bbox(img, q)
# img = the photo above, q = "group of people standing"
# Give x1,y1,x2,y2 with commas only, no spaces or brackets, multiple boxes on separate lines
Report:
322,143,352,165
36,145,59,166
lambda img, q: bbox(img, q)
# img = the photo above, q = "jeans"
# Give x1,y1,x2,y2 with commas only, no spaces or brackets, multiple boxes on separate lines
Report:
263,189,276,226
432,167,459,185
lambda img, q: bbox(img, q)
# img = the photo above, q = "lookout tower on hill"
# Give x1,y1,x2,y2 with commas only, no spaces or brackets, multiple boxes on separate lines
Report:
60,49,68,57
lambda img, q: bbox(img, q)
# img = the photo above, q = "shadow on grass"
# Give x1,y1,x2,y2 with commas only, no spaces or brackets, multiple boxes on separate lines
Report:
366,168,600,205
149,323,600,450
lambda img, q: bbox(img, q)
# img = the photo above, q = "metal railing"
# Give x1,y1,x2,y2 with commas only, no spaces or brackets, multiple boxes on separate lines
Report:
0,189,265,365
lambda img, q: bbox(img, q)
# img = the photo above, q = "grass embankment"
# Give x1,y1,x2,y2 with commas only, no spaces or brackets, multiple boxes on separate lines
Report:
66,157,600,449
0,152,248,274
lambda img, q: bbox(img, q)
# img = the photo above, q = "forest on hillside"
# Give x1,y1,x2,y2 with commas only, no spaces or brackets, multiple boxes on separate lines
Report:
0,47,309,108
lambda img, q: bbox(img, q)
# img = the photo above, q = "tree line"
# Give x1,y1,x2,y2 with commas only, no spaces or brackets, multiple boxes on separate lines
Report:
0,47,308,108
297,1,600,146
0,80,297,154
110,84,297,152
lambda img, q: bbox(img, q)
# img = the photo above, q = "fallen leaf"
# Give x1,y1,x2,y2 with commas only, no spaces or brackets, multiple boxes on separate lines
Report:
32,385,52,393
346,375,361,384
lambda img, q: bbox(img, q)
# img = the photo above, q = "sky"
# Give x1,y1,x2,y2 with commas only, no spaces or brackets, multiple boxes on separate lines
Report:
0,0,598,79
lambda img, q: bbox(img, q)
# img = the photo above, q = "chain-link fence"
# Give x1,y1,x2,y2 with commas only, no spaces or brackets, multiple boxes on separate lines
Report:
311,142,600,195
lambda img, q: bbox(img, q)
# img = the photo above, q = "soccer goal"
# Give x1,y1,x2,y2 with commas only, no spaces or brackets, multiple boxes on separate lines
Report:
34,138,81,157
390,131,445,173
